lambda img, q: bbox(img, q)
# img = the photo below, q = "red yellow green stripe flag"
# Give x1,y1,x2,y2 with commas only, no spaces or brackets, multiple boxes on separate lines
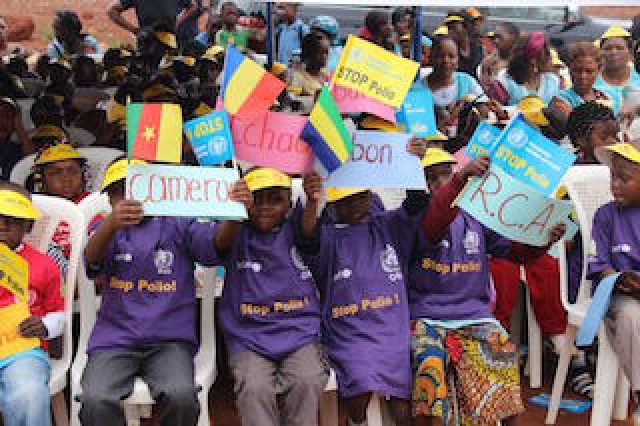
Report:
127,103,182,163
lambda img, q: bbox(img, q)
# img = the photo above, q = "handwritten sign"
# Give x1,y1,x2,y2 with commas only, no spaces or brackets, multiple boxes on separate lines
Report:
184,110,234,166
0,243,28,304
457,164,575,247
331,84,397,123
487,115,576,196
332,35,419,108
322,131,426,189
395,85,437,137
465,122,502,159
126,164,247,219
231,112,314,173
0,302,40,359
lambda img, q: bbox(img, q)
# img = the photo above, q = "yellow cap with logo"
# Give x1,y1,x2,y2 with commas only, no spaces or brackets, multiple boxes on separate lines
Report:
155,31,178,49
596,142,640,167
443,15,465,24
101,159,146,192
601,26,631,41
0,190,41,220
517,96,549,127
244,168,292,193
433,26,449,36
421,147,456,168
325,188,368,203
34,143,83,165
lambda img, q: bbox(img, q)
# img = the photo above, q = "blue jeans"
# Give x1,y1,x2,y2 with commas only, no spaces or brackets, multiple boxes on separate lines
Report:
0,354,51,426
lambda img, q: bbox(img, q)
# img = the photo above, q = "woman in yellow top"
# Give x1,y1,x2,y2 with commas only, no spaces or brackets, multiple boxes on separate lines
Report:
289,32,330,98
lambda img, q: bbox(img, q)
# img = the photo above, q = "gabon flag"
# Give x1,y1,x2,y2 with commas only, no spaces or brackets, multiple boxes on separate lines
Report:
127,103,182,163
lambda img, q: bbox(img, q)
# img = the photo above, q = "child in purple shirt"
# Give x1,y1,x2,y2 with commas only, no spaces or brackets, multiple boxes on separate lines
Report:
589,142,640,418
214,167,328,426
409,149,566,426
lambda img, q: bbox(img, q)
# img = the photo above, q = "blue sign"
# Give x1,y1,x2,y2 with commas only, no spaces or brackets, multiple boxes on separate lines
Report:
465,122,502,159
184,110,234,166
395,84,437,138
126,164,247,219
487,114,576,196
457,163,576,247
322,131,426,189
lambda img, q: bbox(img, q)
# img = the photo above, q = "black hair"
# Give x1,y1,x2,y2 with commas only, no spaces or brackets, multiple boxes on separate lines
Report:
430,34,457,56
497,22,520,38
507,34,549,85
566,101,616,147
54,10,83,36
73,55,99,87
30,95,64,127
301,32,325,63
391,7,412,26
365,11,389,35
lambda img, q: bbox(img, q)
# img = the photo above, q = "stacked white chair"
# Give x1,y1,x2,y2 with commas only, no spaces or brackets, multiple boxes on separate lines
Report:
545,165,630,425
26,195,86,426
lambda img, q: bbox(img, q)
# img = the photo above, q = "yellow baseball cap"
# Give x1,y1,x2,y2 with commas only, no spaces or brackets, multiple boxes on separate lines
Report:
205,46,224,57
155,31,178,49
31,125,66,140
421,147,456,168
601,26,631,41
270,62,287,77
101,159,146,192
467,7,483,20
143,83,177,101
174,56,196,67
360,116,399,132
596,142,640,167
517,96,549,127
325,188,368,203
107,99,126,127
194,101,214,117
432,26,449,36
426,131,448,143
0,190,41,220
444,15,465,24
34,143,83,165
550,48,565,67
244,168,292,193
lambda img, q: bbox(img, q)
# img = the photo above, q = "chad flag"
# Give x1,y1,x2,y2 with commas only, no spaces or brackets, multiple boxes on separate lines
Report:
127,103,182,163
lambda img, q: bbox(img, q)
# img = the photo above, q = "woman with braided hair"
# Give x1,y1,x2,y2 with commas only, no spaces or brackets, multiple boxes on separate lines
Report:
566,101,619,165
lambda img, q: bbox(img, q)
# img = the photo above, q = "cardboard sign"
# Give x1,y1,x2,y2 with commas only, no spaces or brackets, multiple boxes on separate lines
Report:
457,164,575,247
331,84,397,123
0,243,29,304
322,131,426,189
486,115,576,196
332,35,419,108
184,110,234,166
231,112,314,173
127,164,247,219
0,302,40,359
465,122,502,159
395,85,437,137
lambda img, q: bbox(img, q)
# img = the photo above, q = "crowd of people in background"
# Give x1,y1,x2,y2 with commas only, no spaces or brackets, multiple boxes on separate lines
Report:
2,2,640,426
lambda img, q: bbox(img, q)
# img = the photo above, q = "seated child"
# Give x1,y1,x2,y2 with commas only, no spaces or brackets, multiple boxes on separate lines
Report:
409,149,566,425
0,96,32,180
80,159,218,426
589,141,640,422
297,140,428,426
215,168,328,426
0,182,65,426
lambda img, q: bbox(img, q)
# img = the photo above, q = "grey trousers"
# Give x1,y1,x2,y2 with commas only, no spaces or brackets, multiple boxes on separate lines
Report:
606,294,640,392
79,342,199,426
229,342,329,426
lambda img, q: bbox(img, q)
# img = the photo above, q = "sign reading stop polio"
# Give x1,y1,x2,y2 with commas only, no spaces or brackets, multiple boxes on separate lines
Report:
184,110,234,166
457,163,575,247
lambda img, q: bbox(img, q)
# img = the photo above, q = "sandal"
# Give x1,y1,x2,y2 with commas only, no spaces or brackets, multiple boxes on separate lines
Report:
569,366,594,398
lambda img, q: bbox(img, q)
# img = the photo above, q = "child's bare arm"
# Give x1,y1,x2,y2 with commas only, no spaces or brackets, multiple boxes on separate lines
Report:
301,172,322,238
214,179,252,254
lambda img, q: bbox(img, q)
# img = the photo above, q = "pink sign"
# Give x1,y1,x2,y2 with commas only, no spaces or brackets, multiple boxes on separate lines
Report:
231,112,314,174
332,84,396,123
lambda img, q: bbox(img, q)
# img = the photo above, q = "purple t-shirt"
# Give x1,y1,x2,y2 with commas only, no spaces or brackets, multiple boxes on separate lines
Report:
307,208,420,399
217,220,321,362
87,217,217,353
409,211,511,322
588,202,640,282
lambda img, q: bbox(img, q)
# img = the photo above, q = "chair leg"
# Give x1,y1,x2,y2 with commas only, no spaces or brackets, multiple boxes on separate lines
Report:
545,325,577,424
318,390,339,426
613,370,630,421
52,391,69,426
366,394,384,426
138,404,152,418
70,394,81,426
591,326,618,426
124,404,141,426
197,389,211,426
526,286,542,389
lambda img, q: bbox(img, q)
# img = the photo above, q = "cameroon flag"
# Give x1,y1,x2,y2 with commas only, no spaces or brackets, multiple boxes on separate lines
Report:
127,103,182,163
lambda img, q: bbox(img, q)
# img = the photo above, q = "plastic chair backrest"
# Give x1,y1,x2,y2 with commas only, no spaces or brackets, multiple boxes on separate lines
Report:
194,266,216,373
10,147,124,193
29,195,86,382
559,165,613,310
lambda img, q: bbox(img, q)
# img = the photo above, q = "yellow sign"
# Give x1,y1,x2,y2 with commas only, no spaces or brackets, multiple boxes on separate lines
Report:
331,35,420,108
0,244,28,304
0,302,39,359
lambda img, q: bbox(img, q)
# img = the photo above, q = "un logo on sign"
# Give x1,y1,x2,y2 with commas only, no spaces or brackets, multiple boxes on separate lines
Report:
348,47,365,63
507,128,528,149
208,137,227,156
478,129,493,145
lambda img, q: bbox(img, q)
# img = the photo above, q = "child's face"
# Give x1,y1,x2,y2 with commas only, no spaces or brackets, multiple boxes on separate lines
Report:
42,159,84,200
0,215,30,250
432,39,458,77
308,38,330,69
425,163,454,193
570,56,600,95
601,37,632,70
333,191,372,225
581,120,619,162
611,156,640,207
221,5,239,27
106,181,126,206
248,187,291,232
0,104,15,140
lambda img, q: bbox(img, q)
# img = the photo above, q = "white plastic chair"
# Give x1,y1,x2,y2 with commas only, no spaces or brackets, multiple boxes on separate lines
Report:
26,195,86,426
545,165,630,425
10,147,124,193
71,194,217,426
